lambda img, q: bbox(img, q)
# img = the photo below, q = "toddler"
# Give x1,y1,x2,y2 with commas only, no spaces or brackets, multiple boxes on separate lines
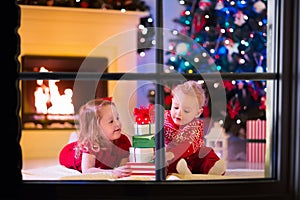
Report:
59,98,132,178
164,80,226,175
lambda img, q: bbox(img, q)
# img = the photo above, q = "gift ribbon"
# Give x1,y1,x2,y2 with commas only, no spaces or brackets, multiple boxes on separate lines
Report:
134,105,153,124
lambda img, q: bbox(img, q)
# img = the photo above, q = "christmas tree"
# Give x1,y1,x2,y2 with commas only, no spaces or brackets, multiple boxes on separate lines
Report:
150,0,267,131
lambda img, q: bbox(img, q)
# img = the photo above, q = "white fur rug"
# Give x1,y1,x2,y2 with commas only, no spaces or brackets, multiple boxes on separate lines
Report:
22,164,264,181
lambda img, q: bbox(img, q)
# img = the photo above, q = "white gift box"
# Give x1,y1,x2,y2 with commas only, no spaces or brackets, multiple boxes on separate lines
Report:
134,123,155,135
129,147,155,163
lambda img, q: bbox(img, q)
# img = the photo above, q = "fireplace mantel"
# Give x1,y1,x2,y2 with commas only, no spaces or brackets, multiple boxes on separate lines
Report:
19,5,148,158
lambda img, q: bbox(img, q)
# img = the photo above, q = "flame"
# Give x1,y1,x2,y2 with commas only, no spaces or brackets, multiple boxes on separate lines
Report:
34,67,74,115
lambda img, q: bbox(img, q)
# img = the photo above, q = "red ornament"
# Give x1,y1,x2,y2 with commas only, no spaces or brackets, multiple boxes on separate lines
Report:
259,96,266,110
192,12,206,33
227,99,241,119
81,2,89,8
202,104,210,118
247,84,259,101
223,80,236,92
165,95,173,107
199,0,211,10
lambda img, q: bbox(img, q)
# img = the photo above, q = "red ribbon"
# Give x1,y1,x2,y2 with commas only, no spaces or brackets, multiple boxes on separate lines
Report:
134,105,154,124
101,97,112,101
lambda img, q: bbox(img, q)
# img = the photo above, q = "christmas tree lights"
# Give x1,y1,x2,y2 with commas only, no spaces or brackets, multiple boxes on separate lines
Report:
151,0,267,130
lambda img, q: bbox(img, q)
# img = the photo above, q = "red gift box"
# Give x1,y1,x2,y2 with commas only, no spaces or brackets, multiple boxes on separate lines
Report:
246,119,266,163
126,162,155,177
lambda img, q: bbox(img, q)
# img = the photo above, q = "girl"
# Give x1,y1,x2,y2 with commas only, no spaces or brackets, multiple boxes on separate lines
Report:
164,80,226,175
59,98,132,178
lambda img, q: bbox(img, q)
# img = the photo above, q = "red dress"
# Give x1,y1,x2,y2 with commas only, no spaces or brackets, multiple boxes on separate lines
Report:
164,110,220,174
59,134,131,172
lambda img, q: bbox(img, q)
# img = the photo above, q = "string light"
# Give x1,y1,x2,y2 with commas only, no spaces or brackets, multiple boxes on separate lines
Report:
141,28,148,35
139,51,145,57
213,82,220,88
170,56,176,62
139,38,145,43
172,29,179,35
184,61,190,67
219,120,224,125
239,58,245,64
159,0,268,126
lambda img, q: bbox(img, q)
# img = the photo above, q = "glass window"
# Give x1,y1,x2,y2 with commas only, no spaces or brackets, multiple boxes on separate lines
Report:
19,0,273,180
13,0,300,199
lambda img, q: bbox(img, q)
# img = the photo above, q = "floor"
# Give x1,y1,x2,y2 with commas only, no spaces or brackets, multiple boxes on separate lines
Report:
22,157,265,170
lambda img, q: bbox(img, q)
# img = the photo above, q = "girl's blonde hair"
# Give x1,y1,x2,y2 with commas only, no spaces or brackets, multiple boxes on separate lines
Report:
75,98,115,158
172,80,206,108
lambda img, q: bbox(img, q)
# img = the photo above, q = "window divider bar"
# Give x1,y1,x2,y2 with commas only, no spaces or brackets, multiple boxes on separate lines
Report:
154,0,166,181
18,72,278,81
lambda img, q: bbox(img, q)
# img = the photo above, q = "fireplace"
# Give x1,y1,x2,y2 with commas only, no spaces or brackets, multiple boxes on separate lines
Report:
21,55,108,129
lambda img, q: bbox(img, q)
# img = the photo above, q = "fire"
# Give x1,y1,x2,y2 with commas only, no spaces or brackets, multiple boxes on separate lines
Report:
34,67,75,115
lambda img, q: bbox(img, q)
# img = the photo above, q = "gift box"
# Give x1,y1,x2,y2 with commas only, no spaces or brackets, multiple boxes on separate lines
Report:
134,123,155,135
129,147,155,163
246,119,266,163
126,162,155,177
132,134,155,148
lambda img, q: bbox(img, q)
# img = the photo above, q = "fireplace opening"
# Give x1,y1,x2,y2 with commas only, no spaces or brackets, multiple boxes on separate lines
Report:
21,55,108,129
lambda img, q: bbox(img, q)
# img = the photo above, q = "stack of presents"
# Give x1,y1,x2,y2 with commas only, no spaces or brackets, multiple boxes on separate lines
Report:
126,105,156,177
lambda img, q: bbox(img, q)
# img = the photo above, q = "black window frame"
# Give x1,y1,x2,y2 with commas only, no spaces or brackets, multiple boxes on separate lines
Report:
8,0,300,199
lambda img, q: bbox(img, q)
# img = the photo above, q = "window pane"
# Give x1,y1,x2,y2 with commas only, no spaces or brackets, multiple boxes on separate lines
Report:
20,0,275,182
163,0,269,74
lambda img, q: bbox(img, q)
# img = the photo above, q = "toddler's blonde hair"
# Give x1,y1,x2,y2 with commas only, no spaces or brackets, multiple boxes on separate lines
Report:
172,80,206,109
75,98,115,158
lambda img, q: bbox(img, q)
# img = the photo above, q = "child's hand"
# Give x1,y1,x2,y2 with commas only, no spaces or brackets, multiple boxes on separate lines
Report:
112,165,132,178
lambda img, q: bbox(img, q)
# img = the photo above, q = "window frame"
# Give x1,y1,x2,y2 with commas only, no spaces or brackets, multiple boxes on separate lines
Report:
10,0,300,199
